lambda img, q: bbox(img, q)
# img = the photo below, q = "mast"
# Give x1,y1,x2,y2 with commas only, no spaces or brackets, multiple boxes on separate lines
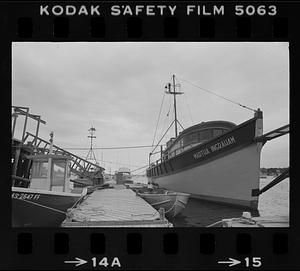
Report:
46,131,54,190
165,74,183,138
172,75,178,137
86,126,98,164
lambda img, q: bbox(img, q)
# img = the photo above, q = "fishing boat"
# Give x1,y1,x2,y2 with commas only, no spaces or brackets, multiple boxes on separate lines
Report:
147,75,264,210
137,188,190,219
115,167,133,184
12,133,87,227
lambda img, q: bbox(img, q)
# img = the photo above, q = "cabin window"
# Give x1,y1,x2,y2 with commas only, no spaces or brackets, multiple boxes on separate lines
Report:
199,130,212,141
31,161,48,178
213,129,224,137
183,132,198,146
52,160,66,186
179,138,183,147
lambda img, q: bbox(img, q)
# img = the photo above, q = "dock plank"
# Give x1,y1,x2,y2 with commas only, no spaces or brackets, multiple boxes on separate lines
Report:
64,187,172,227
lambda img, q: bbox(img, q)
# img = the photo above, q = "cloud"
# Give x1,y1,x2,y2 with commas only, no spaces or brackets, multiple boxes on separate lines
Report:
12,42,289,170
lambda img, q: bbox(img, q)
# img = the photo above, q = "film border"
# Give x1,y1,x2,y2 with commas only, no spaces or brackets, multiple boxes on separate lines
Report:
0,0,298,270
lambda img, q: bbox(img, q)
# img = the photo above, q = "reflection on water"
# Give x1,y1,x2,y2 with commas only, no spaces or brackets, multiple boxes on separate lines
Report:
131,176,289,227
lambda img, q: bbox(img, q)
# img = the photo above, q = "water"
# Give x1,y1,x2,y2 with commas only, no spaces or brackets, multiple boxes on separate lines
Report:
132,176,289,227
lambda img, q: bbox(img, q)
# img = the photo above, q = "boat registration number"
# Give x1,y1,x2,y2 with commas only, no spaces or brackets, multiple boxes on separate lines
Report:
12,193,40,200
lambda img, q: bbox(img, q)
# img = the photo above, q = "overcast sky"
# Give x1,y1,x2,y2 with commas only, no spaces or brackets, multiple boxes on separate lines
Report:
12,42,289,173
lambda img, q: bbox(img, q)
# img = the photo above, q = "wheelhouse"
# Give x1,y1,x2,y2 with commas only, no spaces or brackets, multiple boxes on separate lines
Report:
28,154,71,192
163,121,236,160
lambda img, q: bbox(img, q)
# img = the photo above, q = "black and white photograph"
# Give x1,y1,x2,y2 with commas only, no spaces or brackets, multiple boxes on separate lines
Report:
11,42,289,228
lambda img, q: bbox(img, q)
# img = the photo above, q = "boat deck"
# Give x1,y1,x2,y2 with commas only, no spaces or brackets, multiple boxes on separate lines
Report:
61,185,173,227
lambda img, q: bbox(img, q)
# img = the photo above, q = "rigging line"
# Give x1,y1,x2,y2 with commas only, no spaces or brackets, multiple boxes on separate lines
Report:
179,77,256,112
12,144,160,150
160,94,172,139
177,120,184,130
151,92,166,147
182,86,194,125
75,155,144,168
61,145,157,150
151,120,175,155
167,91,172,116
130,164,149,173
132,169,147,175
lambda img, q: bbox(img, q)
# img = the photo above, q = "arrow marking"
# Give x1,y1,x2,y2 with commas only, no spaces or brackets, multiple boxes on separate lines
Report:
64,257,88,267
218,258,241,267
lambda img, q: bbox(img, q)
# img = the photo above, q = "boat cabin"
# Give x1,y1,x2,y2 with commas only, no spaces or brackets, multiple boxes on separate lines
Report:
28,154,71,192
115,167,132,184
163,121,236,160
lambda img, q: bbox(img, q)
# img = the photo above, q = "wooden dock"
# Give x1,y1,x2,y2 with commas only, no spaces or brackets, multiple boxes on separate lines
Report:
222,215,289,227
62,185,173,227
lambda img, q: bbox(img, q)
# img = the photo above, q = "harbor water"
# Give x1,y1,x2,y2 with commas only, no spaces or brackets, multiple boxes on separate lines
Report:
131,175,289,227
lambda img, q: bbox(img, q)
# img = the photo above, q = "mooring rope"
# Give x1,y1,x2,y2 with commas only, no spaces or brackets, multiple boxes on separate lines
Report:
13,197,67,214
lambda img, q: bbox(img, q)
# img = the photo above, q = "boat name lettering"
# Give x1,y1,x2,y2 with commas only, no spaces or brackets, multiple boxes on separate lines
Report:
193,148,211,159
193,136,236,160
210,136,236,152
12,193,40,200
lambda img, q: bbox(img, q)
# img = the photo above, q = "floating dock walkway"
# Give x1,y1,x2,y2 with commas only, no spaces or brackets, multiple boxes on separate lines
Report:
62,185,173,227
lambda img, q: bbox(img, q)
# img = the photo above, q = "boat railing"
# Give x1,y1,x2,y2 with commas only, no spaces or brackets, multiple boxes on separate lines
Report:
23,132,104,179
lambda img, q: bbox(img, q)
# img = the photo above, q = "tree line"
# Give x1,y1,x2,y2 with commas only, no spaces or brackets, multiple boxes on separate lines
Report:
260,167,288,176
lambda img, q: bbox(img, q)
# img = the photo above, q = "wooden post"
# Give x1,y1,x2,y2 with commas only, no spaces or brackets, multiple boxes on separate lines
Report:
34,116,41,146
12,113,18,138
21,108,29,142
46,132,54,190
46,157,52,191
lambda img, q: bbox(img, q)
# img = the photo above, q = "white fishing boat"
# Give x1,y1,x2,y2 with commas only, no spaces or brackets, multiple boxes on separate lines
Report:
137,188,190,219
147,75,265,209
147,74,290,210
12,133,87,227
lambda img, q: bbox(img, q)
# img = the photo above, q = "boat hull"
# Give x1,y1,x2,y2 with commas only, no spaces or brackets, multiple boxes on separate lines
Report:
148,115,263,209
138,192,190,219
12,187,86,227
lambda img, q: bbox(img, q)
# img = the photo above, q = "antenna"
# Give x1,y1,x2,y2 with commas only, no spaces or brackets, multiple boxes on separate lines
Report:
86,126,98,164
